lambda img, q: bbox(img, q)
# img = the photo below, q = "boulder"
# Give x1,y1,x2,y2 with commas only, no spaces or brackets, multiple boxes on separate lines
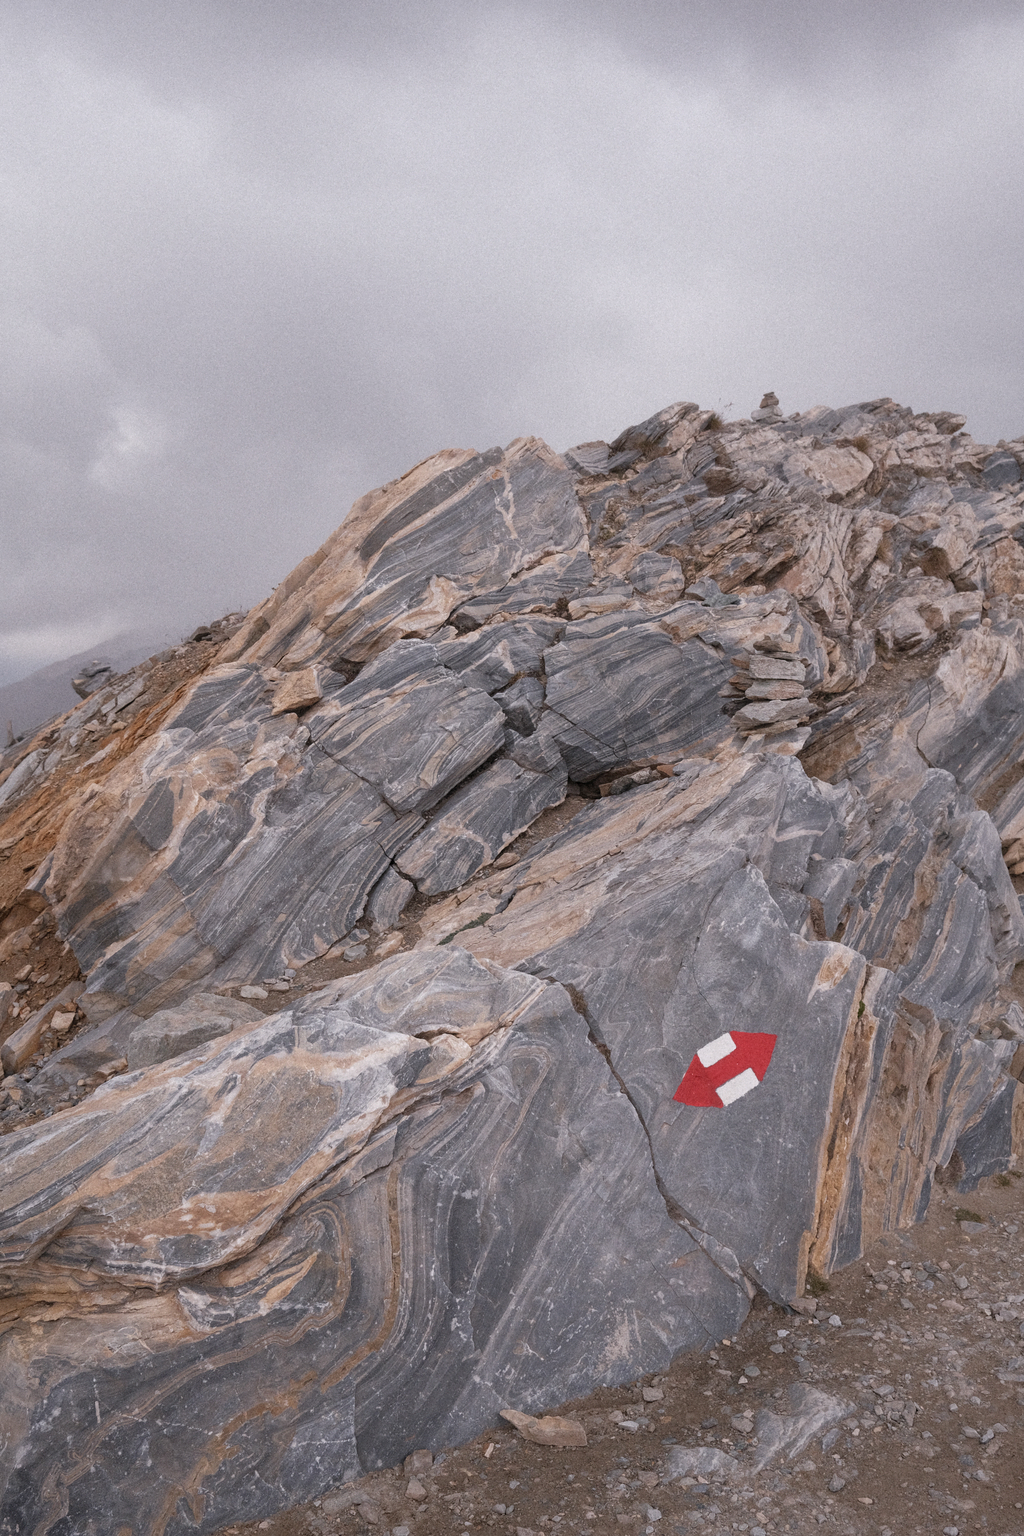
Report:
270,666,323,716
70,658,113,699
124,992,264,1069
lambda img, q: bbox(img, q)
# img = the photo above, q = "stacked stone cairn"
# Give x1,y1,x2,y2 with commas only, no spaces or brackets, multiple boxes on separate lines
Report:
720,636,814,737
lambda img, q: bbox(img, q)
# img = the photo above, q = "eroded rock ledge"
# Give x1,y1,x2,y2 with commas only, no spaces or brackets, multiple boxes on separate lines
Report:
1,396,1024,1533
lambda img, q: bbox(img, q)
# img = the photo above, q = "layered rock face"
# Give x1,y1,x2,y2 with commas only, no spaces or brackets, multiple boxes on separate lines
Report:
2,397,1024,1532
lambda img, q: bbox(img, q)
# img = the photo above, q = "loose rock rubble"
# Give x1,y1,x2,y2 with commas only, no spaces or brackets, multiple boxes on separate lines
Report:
2,394,1024,1534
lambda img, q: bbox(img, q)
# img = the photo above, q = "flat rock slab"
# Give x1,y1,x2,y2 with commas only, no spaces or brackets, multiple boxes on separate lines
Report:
500,1409,588,1447
746,1383,854,1472
124,991,264,1069
663,1446,739,1481
746,655,807,681
663,1385,853,1481
396,755,567,894
312,640,506,813
541,616,732,780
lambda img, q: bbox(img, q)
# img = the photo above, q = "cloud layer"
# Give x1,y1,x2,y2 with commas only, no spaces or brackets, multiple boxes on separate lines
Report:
2,1,1022,683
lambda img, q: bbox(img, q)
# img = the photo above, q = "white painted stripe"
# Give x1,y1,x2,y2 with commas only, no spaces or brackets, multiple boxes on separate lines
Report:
697,1032,736,1068
716,1067,760,1106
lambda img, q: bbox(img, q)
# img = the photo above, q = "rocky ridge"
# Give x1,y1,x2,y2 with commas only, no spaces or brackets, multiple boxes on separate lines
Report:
2,396,1024,1534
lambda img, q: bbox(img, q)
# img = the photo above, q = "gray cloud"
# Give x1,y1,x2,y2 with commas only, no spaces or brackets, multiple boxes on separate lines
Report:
2,1,1023,684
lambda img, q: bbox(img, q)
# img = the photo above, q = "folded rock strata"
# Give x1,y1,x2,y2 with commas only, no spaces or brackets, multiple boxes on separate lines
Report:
1,394,1024,1531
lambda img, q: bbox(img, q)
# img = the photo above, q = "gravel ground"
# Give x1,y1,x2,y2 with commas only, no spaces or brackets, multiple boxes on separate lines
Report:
215,1171,1023,1536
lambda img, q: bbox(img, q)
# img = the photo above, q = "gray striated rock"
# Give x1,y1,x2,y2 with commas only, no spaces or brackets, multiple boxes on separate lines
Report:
364,865,416,929
0,951,742,1533
435,617,564,694
628,551,684,596
565,440,611,476
540,611,733,779
4,391,1024,1532
396,754,567,895
495,674,546,735
422,756,871,1299
311,640,506,813
453,544,594,628
218,436,587,670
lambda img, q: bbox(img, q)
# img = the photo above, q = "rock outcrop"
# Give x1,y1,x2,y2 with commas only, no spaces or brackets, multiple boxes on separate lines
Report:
2,395,1024,1532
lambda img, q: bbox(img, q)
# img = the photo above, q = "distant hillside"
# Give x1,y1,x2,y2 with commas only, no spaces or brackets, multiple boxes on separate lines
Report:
0,628,177,743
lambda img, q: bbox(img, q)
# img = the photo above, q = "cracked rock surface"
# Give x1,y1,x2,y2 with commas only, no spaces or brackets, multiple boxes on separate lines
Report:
2,395,1024,1532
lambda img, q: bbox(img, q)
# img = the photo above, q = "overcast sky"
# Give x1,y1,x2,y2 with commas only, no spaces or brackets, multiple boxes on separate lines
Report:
2,1,1023,686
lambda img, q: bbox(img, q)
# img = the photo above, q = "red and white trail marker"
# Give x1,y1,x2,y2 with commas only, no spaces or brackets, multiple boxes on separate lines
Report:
673,1030,777,1108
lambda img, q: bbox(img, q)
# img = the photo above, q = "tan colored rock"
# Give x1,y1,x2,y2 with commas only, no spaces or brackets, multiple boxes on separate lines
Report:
981,536,1024,597
746,656,806,681
0,981,84,1076
270,667,323,716
500,1408,588,1447
786,445,874,499
374,931,404,958
567,593,635,619
891,427,956,474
